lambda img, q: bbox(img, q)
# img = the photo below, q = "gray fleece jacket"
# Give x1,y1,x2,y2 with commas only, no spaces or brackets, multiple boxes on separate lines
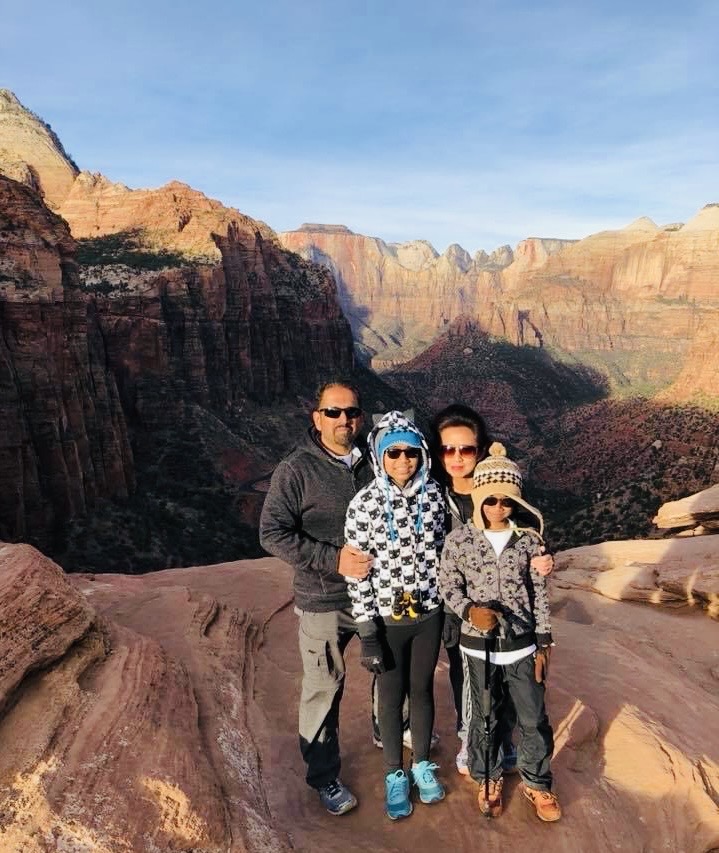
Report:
438,522,552,651
259,428,372,612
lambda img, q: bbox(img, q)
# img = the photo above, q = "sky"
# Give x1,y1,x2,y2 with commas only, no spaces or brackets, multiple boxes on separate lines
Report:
2,0,718,254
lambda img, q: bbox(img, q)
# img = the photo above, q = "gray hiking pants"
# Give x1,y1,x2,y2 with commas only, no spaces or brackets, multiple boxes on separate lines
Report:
297,607,358,789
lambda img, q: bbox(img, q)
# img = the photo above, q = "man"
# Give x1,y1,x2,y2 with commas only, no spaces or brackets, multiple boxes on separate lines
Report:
260,379,373,815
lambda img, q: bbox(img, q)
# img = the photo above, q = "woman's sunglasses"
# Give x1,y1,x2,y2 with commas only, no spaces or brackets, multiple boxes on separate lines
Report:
318,406,362,419
483,496,515,508
385,447,421,460
440,445,478,459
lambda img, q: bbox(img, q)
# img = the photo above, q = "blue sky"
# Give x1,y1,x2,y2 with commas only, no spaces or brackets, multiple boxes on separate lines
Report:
2,0,718,254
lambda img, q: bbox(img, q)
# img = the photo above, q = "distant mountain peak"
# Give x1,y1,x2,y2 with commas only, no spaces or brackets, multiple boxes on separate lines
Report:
295,223,355,235
622,216,659,232
0,88,79,209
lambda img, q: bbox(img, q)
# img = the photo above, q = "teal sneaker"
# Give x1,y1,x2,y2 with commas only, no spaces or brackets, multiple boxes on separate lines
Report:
411,761,445,804
385,770,413,820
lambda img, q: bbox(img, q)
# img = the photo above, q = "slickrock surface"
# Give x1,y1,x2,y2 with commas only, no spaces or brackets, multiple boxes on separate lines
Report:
1,541,717,852
555,536,719,619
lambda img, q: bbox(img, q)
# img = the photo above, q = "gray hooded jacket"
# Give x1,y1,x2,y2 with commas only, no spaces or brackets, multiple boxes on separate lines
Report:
260,427,372,612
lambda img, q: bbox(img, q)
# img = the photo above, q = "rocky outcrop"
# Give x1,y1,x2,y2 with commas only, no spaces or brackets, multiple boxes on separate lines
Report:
0,176,134,550
655,317,719,403
60,173,275,259
556,536,719,618
0,542,290,852
0,89,78,210
1,541,717,851
653,483,719,534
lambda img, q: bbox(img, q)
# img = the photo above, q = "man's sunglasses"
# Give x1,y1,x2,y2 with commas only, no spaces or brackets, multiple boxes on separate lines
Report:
318,406,363,419
385,447,421,460
440,445,478,459
483,496,515,508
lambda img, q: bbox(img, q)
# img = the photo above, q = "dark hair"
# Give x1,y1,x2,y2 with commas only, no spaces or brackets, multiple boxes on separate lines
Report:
429,403,491,482
314,378,362,410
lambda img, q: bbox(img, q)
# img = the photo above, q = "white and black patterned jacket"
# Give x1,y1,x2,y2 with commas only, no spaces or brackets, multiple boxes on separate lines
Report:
439,523,552,650
344,411,445,623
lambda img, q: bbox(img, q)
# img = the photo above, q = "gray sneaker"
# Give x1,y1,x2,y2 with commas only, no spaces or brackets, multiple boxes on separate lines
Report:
317,779,358,815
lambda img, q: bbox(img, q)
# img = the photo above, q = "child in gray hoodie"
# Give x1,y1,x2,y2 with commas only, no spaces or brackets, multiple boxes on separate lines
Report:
438,442,561,823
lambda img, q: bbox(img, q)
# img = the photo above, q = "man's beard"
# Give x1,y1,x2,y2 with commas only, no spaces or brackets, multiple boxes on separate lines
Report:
333,426,353,449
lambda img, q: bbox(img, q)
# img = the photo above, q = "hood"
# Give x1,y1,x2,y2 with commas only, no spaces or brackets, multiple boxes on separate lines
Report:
368,410,430,490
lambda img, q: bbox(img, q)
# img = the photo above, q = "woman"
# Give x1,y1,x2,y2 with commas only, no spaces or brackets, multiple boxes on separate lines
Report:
430,404,553,775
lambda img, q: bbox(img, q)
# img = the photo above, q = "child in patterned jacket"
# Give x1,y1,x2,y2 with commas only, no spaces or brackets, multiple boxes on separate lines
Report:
438,442,562,823
344,411,446,820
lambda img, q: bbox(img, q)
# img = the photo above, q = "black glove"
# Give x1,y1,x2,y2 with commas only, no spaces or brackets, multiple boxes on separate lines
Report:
442,611,461,648
360,633,386,675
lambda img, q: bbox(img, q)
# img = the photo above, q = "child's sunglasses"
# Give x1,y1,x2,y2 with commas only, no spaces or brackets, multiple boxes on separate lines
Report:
483,496,515,507
385,447,421,460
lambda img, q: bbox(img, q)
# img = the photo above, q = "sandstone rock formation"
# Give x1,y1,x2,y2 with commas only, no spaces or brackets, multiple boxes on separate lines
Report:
0,89,78,210
556,535,719,618
0,176,134,550
653,483,719,534
0,150,355,564
279,226,574,368
279,214,719,402
1,541,717,852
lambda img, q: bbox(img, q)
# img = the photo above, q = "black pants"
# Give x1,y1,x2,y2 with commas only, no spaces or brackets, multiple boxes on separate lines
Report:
377,609,443,772
465,651,554,789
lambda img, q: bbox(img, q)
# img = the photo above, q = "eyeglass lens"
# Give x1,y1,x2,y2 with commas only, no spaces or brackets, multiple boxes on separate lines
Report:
440,445,478,458
483,497,514,507
385,448,421,459
320,407,362,419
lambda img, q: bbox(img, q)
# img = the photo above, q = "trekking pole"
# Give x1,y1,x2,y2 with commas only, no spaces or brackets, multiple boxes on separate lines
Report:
482,634,492,817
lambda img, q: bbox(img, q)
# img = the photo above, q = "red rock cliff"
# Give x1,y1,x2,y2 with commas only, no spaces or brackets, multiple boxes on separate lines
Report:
0,176,134,548
0,174,354,552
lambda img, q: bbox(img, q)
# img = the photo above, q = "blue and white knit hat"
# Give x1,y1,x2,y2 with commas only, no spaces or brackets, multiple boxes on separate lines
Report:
376,429,422,458
368,411,430,542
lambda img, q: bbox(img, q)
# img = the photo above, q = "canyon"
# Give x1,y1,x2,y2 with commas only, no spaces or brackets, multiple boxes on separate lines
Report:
279,213,719,401
0,90,360,567
1,86,719,853
1,86,718,571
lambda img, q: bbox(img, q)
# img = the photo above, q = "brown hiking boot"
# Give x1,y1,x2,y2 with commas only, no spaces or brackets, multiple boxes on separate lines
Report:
523,785,562,822
477,776,503,818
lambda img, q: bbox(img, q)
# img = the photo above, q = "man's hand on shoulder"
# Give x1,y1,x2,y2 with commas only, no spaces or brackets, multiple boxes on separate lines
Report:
338,546,373,579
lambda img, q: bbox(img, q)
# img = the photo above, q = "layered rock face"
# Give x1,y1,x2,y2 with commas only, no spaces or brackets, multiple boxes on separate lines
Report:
0,91,356,559
1,540,717,851
0,174,354,554
0,176,134,548
280,215,719,398
74,192,353,423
